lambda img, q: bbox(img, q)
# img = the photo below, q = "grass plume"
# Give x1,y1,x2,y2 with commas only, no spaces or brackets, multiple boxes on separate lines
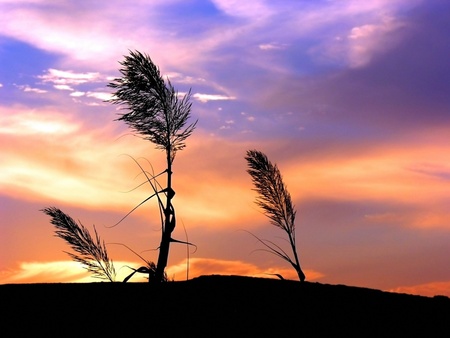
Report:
245,150,306,282
42,207,116,282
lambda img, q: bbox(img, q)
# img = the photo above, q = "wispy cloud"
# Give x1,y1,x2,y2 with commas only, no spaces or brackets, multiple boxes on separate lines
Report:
258,43,288,51
53,84,73,91
310,14,405,68
0,108,78,135
193,93,236,103
211,0,272,19
38,68,103,86
14,84,47,94
86,91,114,101
28,68,113,103
70,91,85,97
0,0,420,74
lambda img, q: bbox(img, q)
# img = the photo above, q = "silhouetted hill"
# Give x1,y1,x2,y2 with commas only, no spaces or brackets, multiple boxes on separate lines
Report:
2,275,449,336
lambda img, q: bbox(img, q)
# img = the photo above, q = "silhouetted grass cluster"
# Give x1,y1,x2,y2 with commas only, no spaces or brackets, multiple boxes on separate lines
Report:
245,150,306,282
108,50,197,282
42,207,116,282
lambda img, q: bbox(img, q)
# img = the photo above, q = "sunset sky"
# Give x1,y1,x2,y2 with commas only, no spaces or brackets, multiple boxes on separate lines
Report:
1,0,450,297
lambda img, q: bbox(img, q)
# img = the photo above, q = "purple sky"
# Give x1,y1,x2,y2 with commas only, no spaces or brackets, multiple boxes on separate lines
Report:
1,0,450,296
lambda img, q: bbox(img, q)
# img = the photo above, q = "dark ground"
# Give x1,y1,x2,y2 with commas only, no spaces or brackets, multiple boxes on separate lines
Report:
2,275,449,336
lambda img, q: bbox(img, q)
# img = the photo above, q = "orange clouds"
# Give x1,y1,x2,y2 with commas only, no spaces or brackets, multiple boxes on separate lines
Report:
0,261,95,284
0,258,324,284
0,105,144,209
278,129,450,229
0,106,79,135
389,281,450,298
0,260,150,284
167,257,324,282
0,103,263,232
287,148,435,203
0,112,266,292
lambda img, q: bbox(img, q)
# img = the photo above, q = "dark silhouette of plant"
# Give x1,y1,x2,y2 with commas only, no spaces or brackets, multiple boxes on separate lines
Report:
114,242,168,283
108,50,197,283
41,207,116,282
42,206,168,282
245,150,306,282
